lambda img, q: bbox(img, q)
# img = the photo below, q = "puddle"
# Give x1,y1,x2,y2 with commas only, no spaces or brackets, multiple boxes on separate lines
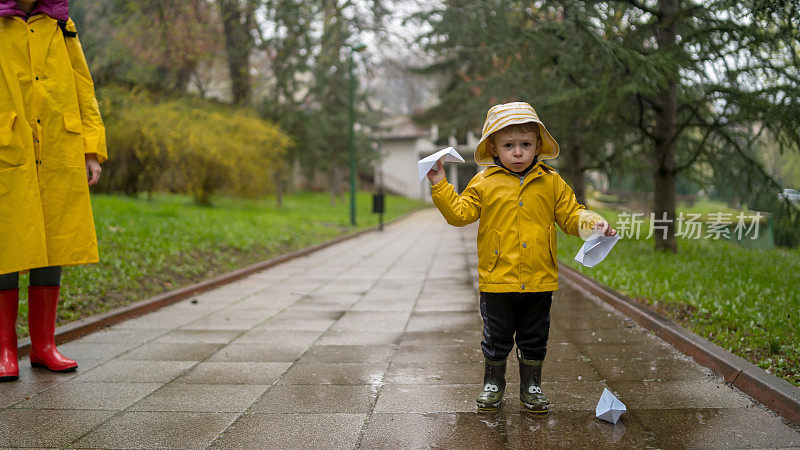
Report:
594,420,628,444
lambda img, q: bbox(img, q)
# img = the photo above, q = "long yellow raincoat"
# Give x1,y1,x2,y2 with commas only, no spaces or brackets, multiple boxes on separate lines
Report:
0,15,107,275
431,162,587,293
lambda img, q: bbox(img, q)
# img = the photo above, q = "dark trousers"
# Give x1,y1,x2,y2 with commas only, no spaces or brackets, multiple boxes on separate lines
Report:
480,291,552,361
0,266,62,290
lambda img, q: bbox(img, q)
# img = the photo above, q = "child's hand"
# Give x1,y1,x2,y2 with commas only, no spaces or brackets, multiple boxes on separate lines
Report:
427,159,445,185
85,154,102,186
595,221,618,237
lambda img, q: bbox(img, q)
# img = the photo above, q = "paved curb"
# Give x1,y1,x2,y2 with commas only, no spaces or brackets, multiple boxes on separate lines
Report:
558,262,800,427
17,208,424,355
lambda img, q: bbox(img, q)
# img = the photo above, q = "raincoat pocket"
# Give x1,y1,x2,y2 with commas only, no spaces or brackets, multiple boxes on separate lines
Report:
487,228,501,272
0,112,18,146
0,112,25,169
547,225,558,268
62,113,85,167
63,113,83,134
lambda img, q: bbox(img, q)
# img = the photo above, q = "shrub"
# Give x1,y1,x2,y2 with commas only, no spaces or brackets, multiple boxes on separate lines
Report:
99,86,292,204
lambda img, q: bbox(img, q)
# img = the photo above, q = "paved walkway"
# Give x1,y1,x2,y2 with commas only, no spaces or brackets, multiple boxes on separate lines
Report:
1,209,798,448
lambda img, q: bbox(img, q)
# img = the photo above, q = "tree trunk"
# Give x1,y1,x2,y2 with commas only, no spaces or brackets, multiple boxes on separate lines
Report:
218,0,254,105
566,138,586,205
174,65,195,93
653,0,679,253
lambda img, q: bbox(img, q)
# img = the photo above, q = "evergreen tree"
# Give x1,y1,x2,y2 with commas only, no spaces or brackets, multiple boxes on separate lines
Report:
606,0,800,251
410,1,647,203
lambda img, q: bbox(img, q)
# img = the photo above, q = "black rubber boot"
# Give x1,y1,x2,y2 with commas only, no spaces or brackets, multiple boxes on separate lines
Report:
476,359,506,411
518,351,549,414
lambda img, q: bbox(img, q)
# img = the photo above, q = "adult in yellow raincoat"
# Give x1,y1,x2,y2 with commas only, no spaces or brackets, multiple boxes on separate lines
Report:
0,0,106,382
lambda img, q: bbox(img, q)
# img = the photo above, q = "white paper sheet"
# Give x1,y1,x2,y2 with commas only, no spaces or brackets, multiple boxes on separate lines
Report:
574,234,619,267
595,388,626,424
417,146,465,182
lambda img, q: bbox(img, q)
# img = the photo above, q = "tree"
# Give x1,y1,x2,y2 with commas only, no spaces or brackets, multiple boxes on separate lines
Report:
120,0,222,92
606,0,800,251
258,0,392,202
409,1,641,204
70,0,224,93
218,0,259,105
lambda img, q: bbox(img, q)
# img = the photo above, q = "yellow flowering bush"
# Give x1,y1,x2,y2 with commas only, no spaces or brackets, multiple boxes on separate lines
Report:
101,87,291,204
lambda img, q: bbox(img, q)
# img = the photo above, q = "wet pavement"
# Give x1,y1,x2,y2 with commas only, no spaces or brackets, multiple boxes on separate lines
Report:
1,208,799,448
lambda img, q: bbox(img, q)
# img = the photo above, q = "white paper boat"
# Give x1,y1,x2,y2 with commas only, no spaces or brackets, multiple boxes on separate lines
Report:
595,388,626,424
417,147,465,182
575,234,619,267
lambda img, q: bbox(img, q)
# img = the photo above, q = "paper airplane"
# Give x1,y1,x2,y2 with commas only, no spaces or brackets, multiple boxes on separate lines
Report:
574,234,619,267
595,388,626,424
417,146,465,182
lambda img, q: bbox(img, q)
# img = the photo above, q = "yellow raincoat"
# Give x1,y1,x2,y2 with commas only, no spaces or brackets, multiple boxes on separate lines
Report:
431,162,586,293
0,15,107,275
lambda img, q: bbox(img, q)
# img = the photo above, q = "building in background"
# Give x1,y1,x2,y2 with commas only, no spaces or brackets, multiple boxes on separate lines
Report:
374,115,479,201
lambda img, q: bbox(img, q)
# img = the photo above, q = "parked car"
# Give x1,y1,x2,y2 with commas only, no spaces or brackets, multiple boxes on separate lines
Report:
778,188,800,205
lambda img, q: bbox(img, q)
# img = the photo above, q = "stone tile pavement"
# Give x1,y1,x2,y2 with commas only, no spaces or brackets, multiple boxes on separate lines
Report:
1,209,798,448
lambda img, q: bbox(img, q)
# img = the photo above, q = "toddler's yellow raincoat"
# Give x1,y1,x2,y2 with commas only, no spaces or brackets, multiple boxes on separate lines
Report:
431,162,585,293
0,15,107,275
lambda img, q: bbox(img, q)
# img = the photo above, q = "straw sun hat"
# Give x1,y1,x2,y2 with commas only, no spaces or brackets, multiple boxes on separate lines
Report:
474,101,560,166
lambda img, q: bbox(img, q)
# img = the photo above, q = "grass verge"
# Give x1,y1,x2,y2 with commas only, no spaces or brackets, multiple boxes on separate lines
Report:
557,207,799,387
16,191,427,336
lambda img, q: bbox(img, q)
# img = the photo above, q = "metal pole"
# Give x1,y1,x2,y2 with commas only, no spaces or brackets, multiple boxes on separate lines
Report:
348,51,357,226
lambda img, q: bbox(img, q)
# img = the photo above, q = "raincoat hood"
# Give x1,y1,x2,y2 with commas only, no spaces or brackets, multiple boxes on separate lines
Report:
0,0,68,21
475,101,559,167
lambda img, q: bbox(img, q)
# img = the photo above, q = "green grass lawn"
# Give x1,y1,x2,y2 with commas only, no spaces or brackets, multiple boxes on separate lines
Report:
557,206,800,387
15,191,427,336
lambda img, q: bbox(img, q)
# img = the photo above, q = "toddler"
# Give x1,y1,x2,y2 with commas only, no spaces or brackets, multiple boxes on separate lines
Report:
427,102,616,412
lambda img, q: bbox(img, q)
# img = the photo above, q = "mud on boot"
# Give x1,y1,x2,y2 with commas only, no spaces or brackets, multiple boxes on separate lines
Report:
476,358,506,411
518,352,549,414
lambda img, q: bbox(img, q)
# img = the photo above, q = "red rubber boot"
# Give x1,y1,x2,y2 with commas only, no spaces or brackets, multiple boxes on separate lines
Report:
0,288,20,381
28,285,77,372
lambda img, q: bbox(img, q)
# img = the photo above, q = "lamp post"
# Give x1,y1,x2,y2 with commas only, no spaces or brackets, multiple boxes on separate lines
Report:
348,42,366,226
